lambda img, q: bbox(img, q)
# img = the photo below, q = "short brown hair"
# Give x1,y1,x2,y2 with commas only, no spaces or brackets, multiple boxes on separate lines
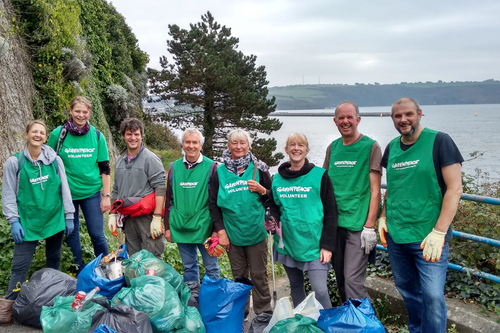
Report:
120,118,144,136
70,96,92,112
392,97,420,113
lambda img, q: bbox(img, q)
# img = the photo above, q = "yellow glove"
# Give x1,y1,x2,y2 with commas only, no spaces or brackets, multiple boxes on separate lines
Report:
150,215,163,239
378,217,388,248
108,214,118,237
420,228,446,262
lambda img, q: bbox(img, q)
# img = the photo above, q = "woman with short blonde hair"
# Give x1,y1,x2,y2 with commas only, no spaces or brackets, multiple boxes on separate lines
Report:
266,133,337,309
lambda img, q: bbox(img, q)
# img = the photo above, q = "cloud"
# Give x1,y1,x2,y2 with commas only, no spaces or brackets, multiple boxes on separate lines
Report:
111,0,500,86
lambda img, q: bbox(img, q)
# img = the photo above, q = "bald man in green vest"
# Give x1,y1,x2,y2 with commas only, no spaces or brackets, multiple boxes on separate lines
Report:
323,100,382,302
379,97,463,333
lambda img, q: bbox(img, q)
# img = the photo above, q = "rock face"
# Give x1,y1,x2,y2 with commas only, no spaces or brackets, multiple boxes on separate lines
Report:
0,0,36,180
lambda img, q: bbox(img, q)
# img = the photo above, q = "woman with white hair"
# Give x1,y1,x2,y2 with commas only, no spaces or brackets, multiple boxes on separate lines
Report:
209,128,273,319
266,133,337,309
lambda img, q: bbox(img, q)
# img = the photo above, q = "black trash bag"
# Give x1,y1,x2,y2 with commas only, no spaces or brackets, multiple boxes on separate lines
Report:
186,281,200,309
88,297,153,333
249,313,273,333
13,268,77,328
235,276,254,287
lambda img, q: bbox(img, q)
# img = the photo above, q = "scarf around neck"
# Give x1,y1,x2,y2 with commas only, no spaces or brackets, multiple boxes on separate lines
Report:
222,149,268,176
66,118,90,136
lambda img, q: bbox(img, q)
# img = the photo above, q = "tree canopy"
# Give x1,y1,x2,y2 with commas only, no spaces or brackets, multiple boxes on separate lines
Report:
148,11,283,166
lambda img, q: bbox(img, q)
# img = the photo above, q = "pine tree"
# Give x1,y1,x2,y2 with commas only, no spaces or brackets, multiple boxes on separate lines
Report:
148,11,283,166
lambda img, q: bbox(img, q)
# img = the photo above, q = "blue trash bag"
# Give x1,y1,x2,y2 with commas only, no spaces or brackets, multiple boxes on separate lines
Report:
317,298,385,333
76,245,128,298
93,324,117,333
198,276,253,333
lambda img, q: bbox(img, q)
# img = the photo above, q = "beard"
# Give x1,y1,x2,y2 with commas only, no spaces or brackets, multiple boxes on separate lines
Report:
398,125,417,137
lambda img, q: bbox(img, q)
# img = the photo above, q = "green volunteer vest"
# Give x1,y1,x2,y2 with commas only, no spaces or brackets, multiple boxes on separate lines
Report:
216,162,267,246
272,166,325,262
328,136,374,231
386,128,442,244
48,126,106,200
169,156,213,243
15,153,65,241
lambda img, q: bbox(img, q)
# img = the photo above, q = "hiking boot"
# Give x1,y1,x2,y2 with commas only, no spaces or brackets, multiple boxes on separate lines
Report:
0,299,14,325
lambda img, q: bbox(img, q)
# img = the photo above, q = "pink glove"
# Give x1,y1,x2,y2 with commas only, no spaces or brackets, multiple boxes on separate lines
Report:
264,216,277,233
204,236,225,257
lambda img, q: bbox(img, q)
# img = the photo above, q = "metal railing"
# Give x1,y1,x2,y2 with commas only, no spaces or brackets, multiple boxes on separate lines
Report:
377,190,500,284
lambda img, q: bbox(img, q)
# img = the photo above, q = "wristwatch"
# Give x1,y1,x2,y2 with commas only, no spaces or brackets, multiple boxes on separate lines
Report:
102,193,110,197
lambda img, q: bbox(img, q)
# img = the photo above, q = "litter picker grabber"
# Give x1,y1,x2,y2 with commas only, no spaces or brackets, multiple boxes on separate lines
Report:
266,207,277,309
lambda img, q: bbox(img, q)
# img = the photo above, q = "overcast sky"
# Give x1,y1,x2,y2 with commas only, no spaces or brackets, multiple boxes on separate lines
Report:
112,0,500,87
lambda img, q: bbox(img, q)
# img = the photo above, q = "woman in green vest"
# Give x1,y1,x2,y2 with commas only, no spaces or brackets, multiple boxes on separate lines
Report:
47,96,110,273
0,120,75,325
266,133,337,309
209,128,273,319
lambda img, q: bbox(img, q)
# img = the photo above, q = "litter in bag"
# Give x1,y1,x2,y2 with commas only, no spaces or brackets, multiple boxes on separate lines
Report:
316,298,385,333
92,324,117,333
263,292,323,333
269,314,324,333
122,249,182,291
40,294,103,333
112,274,184,332
76,245,128,299
88,297,153,333
199,275,253,333
12,268,77,328
177,283,206,333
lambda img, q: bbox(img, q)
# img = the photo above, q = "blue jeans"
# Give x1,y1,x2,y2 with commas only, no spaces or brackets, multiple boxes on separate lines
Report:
7,231,64,300
177,243,220,282
386,234,448,333
65,192,109,271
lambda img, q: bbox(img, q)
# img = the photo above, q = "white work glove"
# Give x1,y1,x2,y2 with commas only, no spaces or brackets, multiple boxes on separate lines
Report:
420,228,446,262
378,217,388,248
150,215,164,239
108,214,118,237
360,227,377,254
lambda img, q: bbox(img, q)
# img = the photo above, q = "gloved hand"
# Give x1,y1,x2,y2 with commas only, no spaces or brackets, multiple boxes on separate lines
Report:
65,219,74,238
275,221,284,249
264,216,277,233
150,215,163,239
421,228,446,262
378,217,388,248
360,227,377,254
204,236,226,257
108,214,118,237
11,219,24,244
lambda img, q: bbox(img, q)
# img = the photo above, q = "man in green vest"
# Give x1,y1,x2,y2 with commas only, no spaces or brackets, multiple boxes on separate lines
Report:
323,101,382,302
379,97,463,333
165,128,220,288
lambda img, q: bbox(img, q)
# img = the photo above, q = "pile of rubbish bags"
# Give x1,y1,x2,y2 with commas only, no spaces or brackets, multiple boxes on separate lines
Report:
11,246,384,333
260,292,384,333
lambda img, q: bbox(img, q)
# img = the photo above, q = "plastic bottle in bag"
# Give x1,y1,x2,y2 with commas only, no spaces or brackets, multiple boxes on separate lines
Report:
74,287,100,312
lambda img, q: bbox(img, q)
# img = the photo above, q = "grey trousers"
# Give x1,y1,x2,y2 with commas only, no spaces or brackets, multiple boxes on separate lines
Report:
227,239,272,315
124,214,165,259
333,227,369,302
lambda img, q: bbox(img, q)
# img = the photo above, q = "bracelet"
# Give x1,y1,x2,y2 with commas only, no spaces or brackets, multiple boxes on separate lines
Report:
153,213,162,217
102,193,110,197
